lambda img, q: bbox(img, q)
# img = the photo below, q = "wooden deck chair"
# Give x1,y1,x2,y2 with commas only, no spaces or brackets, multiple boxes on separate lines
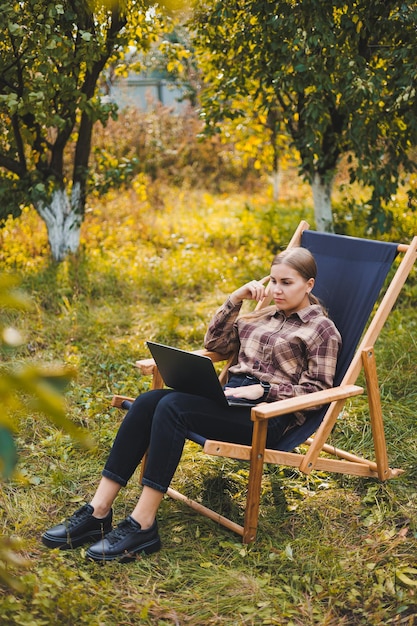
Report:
112,220,417,544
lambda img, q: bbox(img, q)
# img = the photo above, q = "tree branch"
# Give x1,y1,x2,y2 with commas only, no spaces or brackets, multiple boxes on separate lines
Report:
0,152,26,177
73,3,127,203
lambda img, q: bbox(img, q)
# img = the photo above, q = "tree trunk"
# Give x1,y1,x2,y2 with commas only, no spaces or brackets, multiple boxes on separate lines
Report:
270,167,281,201
311,172,334,232
35,184,83,262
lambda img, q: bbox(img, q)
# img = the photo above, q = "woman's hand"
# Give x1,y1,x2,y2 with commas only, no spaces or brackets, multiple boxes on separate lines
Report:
229,276,269,306
224,384,264,400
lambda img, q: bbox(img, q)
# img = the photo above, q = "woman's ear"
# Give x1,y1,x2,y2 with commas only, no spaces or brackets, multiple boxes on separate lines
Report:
306,277,315,294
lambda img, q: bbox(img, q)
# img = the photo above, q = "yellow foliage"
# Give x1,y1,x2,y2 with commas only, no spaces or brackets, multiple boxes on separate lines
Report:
0,206,49,271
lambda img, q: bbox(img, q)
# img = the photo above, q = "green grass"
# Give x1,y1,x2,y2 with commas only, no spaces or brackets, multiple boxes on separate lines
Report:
0,180,416,625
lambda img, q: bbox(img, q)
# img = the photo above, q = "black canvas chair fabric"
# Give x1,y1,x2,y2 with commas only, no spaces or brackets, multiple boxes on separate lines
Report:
276,230,398,451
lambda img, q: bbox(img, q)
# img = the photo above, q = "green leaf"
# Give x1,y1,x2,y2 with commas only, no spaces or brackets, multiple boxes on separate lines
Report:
396,568,417,587
0,427,17,479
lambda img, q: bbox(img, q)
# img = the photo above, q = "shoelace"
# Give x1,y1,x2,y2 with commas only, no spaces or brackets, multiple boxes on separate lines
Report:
66,505,92,529
106,518,136,546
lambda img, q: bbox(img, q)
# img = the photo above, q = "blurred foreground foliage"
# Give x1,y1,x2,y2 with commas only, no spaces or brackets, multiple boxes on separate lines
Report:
0,275,90,589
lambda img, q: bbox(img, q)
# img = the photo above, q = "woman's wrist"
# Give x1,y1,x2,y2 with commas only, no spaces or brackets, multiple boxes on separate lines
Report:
260,381,271,400
229,293,242,307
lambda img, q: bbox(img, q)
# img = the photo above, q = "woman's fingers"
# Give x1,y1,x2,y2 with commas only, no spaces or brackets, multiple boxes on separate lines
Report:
224,384,264,400
247,278,268,301
230,275,270,305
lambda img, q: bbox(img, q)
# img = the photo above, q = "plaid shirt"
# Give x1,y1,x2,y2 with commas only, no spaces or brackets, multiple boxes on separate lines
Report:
204,298,342,424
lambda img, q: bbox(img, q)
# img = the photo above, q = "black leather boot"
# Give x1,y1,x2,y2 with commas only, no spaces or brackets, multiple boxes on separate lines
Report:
42,503,113,549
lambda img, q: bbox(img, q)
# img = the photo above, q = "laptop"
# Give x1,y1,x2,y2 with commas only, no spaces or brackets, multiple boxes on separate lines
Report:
146,341,258,407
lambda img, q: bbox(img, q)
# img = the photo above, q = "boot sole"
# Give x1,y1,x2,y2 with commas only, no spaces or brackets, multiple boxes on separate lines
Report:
41,528,112,550
86,537,161,563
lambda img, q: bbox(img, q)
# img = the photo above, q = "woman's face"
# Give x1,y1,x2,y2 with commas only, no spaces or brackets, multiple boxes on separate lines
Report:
269,262,314,316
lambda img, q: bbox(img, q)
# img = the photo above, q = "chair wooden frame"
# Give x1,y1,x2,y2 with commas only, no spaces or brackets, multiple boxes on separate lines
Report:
112,220,417,543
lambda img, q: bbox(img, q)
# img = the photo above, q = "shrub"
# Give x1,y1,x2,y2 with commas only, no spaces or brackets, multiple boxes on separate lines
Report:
90,105,264,194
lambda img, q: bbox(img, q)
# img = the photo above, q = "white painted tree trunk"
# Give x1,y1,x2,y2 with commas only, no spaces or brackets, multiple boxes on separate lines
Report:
311,172,334,232
35,184,83,262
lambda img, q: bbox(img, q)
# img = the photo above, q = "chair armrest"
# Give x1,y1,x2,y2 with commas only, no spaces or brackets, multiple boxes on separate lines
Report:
251,384,363,420
135,357,157,375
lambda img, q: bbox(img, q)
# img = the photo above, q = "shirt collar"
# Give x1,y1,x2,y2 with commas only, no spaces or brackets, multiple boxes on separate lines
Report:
273,304,322,323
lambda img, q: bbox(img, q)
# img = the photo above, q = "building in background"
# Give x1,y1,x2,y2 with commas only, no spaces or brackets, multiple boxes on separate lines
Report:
106,70,188,113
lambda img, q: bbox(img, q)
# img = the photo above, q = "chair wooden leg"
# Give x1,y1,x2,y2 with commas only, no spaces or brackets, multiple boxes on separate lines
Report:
243,418,268,543
151,367,164,389
167,487,244,537
362,347,390,480
299,399,346,475
139,451,148,483
111,395,135,408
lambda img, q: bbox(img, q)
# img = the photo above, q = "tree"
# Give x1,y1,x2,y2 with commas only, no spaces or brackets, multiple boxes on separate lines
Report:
205,90,298,199
192,0,417,232
0,0,162,261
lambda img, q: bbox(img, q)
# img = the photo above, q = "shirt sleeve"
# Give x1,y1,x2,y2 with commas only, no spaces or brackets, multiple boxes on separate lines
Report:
204,297,242,354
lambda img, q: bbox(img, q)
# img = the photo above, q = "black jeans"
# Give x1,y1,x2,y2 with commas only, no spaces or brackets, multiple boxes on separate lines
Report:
102,381,293,493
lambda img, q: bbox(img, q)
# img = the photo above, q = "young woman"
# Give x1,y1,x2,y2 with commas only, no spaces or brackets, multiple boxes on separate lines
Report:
42,247,341,563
